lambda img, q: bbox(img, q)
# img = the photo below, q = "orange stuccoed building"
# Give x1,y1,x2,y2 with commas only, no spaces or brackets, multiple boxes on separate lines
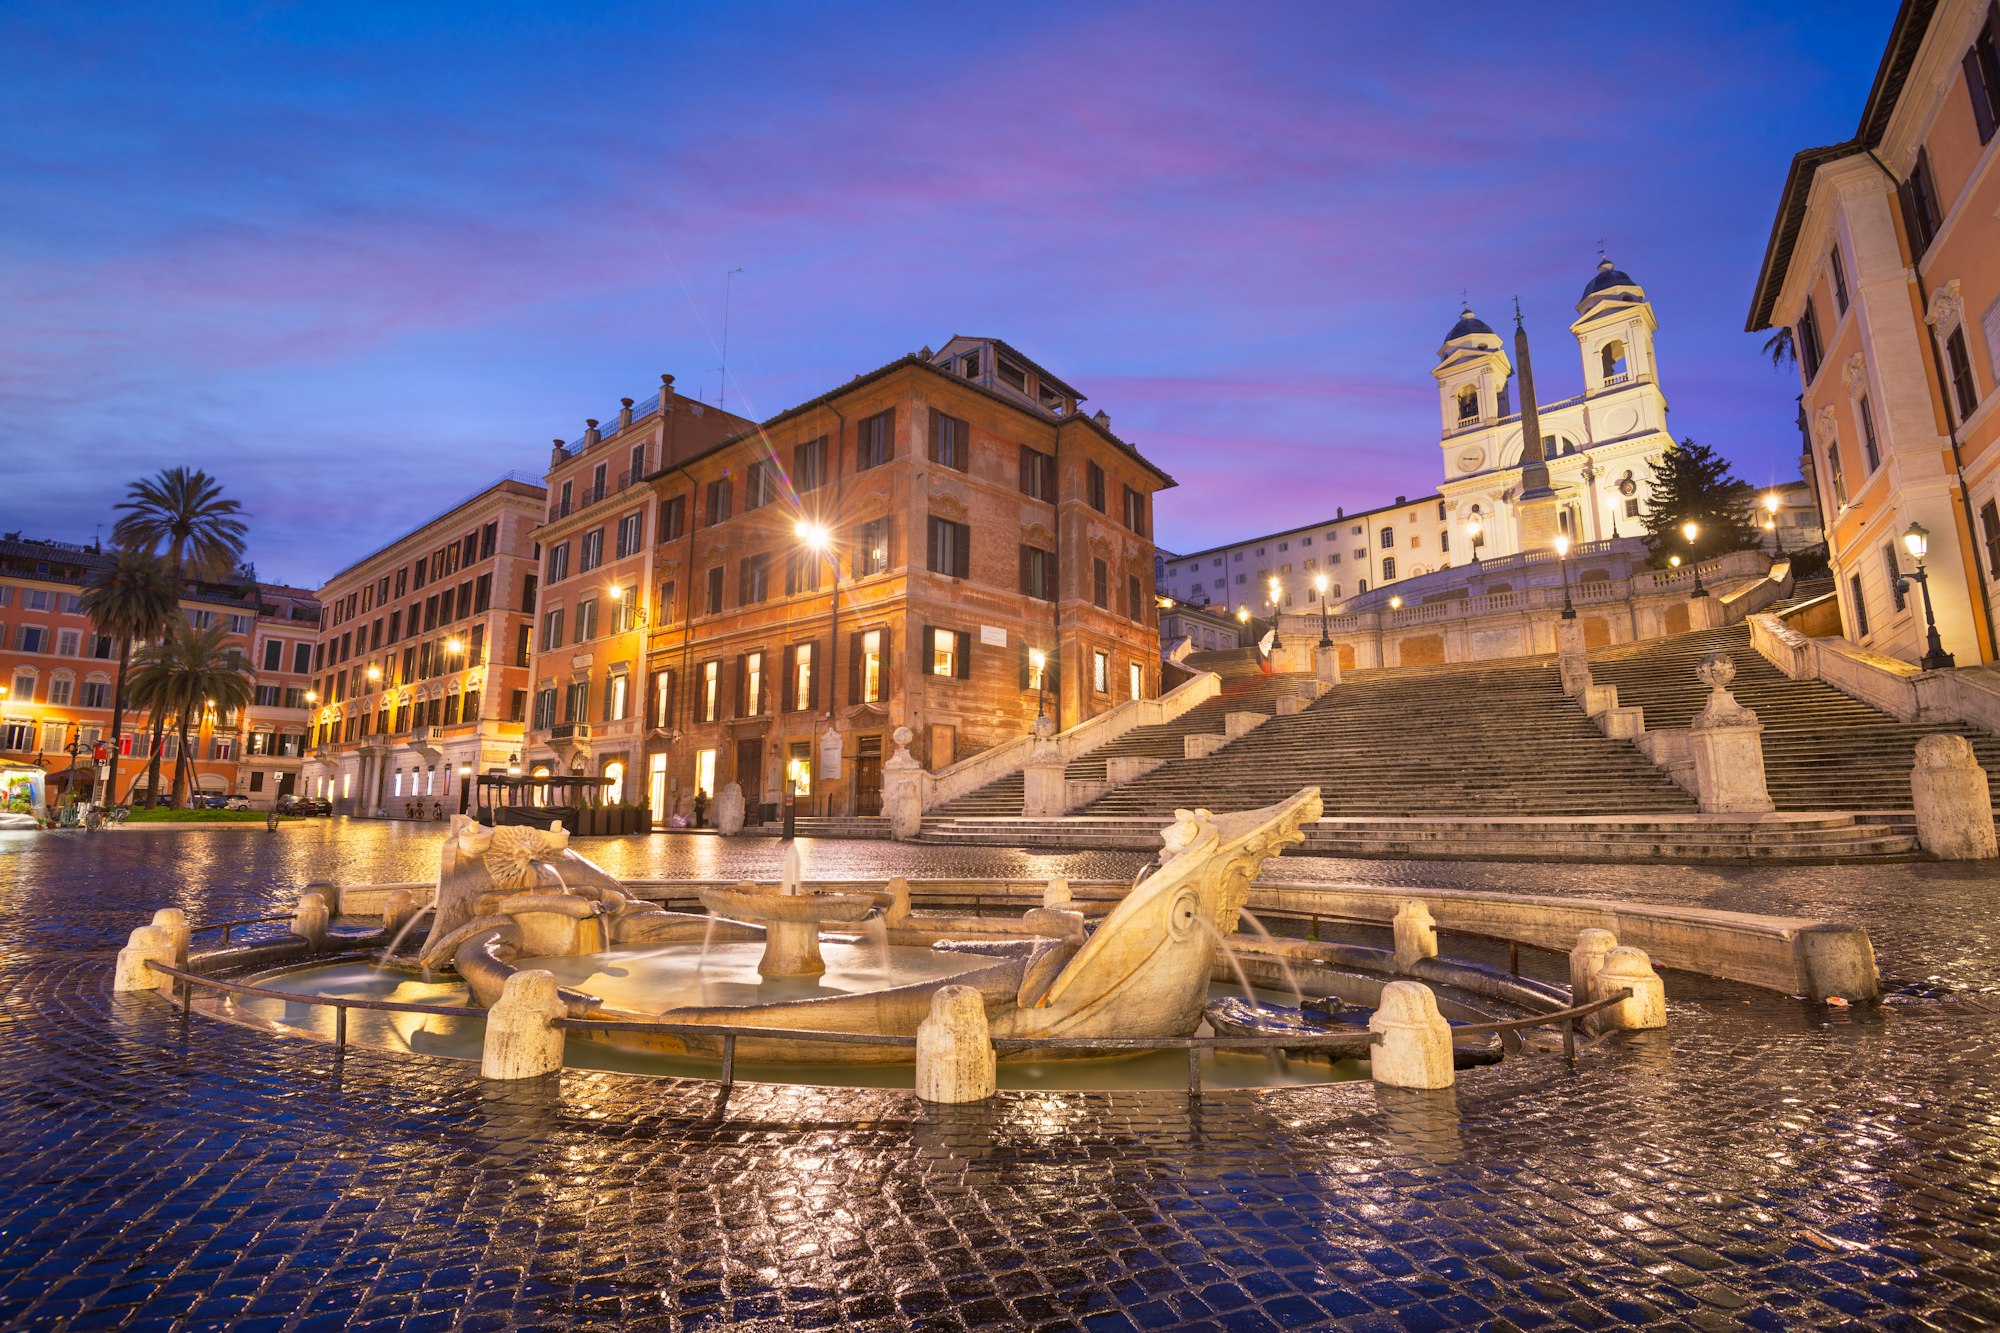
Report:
522,337,1174,825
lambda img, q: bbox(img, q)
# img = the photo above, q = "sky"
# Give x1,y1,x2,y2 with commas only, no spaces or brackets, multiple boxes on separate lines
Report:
2,0,1895,587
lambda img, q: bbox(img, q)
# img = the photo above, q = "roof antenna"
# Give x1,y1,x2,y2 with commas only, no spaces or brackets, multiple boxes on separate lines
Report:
717,267,745,409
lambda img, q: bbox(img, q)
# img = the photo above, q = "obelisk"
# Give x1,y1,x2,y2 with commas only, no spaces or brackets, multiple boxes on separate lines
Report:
1511,301,1561,552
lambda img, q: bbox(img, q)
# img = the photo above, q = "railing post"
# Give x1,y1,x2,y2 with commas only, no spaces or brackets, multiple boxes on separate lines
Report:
1186,1044,1202,1097
335,1004,348,1055
720,1034,736,1091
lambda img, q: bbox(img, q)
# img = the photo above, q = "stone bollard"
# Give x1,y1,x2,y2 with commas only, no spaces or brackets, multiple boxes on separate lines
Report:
481,969,568,1080
1020,751,1068,817
1910,734,1998,859
1392,900,1438,973
1568,928,1618,1003
1590,946,1667,1031
1367,980,1454,1089
292,891,329,952
382,888,419,938
150,907,190,969
1687,653,1775,813
1043,877,1072,908
114,924,178,994
914,984,996,1103
1555,618,1591,698
1314,644,1342,685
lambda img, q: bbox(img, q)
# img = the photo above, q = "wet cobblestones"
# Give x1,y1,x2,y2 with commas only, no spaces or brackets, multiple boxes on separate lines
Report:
2,821,2000,1329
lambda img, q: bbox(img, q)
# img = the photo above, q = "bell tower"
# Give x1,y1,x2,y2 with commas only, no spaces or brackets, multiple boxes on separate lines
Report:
1570,255,1658,395
1432,306,1511,438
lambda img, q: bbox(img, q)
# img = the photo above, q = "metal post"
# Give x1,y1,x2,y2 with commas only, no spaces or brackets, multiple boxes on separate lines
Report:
335,1005,348,1055
1186,1044,1202,1097
720,1033,736,1091
1912,565,1956,671
1562,1017,1576,1060
1509,941,1520,976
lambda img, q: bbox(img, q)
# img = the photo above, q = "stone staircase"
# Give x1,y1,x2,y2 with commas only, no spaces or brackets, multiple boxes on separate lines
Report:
1069,654,1699,820
925,651,1307,819
1587,620,2000,813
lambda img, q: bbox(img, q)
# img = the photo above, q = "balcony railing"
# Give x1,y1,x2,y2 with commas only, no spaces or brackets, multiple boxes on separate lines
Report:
548,722,591,743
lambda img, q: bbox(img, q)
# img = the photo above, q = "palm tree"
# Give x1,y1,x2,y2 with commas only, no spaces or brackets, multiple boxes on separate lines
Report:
79,548,179,806
111,468,248,802
1762,327,1796,370
127,625,253,807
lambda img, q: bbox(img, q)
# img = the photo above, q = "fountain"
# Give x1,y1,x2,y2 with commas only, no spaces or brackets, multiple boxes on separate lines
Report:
694,843,885,978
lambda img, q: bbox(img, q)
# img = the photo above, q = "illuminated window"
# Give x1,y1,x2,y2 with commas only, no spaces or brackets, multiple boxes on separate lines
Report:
793,643,813,710
932,627,956,677
693,749,716,799
788,741,812,797
602,760,625,804
743,652,764,716
701,661,720,722
605,672,628,722
859,629,883,704
1129,662,1142,700
1092,650,1109,694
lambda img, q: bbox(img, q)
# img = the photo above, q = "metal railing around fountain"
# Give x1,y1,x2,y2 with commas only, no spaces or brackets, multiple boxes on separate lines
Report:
146,962,487,1056
187,914,299,947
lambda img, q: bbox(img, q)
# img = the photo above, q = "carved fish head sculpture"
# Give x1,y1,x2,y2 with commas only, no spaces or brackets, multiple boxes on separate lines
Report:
1019,787,1322,1040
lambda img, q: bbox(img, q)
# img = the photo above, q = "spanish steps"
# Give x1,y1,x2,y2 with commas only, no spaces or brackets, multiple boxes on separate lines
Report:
1586,618,2000,813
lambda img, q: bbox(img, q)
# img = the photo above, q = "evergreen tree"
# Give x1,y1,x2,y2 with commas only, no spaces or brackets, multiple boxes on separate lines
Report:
1640,437,1762,566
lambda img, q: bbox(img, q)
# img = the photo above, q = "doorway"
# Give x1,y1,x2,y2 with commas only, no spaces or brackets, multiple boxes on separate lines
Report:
735,737,763,823
853,733,883,816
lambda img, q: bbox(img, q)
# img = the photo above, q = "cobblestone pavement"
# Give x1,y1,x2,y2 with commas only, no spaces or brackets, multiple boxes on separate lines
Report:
3,820,2000,1330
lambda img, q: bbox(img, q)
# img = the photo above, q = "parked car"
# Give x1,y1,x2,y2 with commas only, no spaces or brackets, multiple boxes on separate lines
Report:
191,793,228,809
222,794,251,811
276,795,331,816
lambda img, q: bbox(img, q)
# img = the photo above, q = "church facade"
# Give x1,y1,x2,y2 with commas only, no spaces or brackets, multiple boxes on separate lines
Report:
1433,259,1675,561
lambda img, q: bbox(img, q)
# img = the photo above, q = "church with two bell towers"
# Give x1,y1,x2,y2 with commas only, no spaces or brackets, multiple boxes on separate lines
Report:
1432,257,1674,561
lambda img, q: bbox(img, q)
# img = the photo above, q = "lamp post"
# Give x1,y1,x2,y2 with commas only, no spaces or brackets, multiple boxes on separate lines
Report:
1763,493,1782,556
1029,648,1047,719
458,762,473,815
1313,573,1331,647
1681,521,1706,597
1466,515,1483,566
795,518,841,816
1267,577,1283,651
1902,521,1957,671
1554,533,1575,619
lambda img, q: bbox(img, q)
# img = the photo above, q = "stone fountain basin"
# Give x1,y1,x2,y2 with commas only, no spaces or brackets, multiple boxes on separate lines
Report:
693,884,883,925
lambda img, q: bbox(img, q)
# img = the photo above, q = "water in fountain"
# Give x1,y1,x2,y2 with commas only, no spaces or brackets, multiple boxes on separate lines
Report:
1195,915,1295,1078
1234,907,1306,1009
375,901,437,969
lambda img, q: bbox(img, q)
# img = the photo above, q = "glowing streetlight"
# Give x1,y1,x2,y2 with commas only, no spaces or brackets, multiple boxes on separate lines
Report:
1312,573,1331,647
1267,576,1284,651
1389,595,1404,611
366,664,381,681
794,518,830,551
1553,533,1575,620
1680,521,1706,597
1029,648,1047,719
1466,514,1484,565
1901,520,1955,670
1763,492,1783,554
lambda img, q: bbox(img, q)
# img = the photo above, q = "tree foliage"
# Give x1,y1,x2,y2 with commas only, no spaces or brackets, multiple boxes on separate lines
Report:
80,548,179,805
127,624,253,806
112,467,248,583
1640,438,1763,566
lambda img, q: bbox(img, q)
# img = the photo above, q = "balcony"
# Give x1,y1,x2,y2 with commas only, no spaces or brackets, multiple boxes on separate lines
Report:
548,722,591,743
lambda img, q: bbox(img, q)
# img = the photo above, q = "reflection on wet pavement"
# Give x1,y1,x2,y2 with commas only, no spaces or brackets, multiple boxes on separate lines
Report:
2,820,1999,1328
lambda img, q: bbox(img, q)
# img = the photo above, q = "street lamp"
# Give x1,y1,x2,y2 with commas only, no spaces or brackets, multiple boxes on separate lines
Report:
794,518,842,808
366,664,381,681
1901,521,1957,671
1681,521,1706,597
1313,573,1331,646
1267,577,1283,651
1029,648,1047,718
1553,533,1575,619
1763,493,1782,555
1389,595,1403,611
1466,515,1483,566
507,752,522,776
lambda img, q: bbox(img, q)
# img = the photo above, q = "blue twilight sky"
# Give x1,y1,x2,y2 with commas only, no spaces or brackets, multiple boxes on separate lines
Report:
3,1,1891,587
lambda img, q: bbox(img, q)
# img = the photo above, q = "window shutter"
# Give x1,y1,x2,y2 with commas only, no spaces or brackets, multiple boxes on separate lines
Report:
880,628,892,699
732,655,744,718
922,624,936,676
848,632,862,705
1019,545,1032,596
807,641,821,709
883,407,896,462
928,409,940,463
781,645,795,710
1969,45,1998,143
956,630,972,679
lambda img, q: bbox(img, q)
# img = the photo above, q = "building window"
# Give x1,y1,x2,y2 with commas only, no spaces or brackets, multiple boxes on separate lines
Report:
856,519,891,578
1798,301,1824,382
1092,649,1109,694
794,436,827,492
926,517,970,579
262,639,282,672
1087,462,1106,513
785,549,822,596
1981,500,2000,580
1830,247,1850,316
857,410,895,470
855,629,885,704
659,495,687,543
1128,662,1143,701
704,477,732,526
1966,11,2000,145
1382,556,1397,580
1126,573,1144,621
928,626,970,678
1456,385,1478,422
1884,544,1907,613
81,680,110,708
1900,148,1943,256
790,643,814,710
1020,446,1056,501
693,749,716,800
1600,340,1628,380
1092,559,1108,609
739,553,771,605
652,671,675,728
1439,529,1451,554
705,566,724,615
700,661,720,722
46,675,71,706
1827,442,1848,508
1020,545,1056,601
1854,394,1882,472
1122,485,1146,536
540,608,564,651
929,411,970,471
1026,647,1050,692
532,687,558,730
574,598,598,644
578,528,604,573
615,511,644,558
1379,527,1395,549
547,543,570,584
1945,328,1980,423
744,461,776,510
1849,573,1871,637
741,652,764,716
